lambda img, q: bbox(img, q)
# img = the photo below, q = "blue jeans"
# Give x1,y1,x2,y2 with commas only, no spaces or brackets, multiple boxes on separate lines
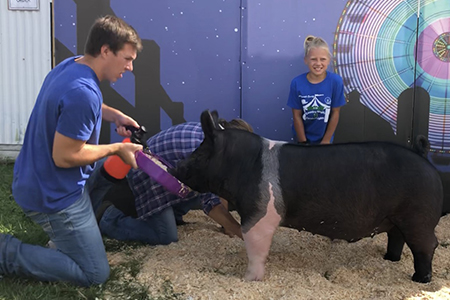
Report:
99,196,200,245
0,161,113,287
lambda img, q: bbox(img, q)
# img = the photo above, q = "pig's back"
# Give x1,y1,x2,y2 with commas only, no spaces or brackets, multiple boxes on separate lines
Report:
276,142,442,240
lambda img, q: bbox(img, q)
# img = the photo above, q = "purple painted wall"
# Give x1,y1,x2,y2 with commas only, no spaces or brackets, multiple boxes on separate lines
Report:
53,0,450,193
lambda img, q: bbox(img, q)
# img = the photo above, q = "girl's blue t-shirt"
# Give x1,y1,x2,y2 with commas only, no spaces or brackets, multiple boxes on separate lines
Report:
12,56,103,213
287,71,346,144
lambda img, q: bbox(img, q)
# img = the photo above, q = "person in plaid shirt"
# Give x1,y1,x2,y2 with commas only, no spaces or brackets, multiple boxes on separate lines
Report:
96,118,253,245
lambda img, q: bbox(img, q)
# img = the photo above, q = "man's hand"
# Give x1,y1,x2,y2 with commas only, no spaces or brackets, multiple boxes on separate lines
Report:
116,142,143,169
102,103,140,137
115,113,140,137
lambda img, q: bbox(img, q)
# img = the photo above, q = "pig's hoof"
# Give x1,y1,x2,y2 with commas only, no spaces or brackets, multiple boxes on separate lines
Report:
412,272,431,283
244,271,264,281
384,252,401,262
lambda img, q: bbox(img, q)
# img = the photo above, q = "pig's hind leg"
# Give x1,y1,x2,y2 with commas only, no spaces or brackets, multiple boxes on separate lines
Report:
395,221,438,283
408,233,438,283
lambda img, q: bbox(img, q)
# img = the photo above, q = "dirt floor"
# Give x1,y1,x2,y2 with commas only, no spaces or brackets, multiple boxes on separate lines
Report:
108,212,450,300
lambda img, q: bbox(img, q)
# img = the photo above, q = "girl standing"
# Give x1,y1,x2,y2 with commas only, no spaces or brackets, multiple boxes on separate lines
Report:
287,35,346,144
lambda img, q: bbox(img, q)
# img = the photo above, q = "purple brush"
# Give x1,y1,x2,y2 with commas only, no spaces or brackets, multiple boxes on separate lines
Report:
135,150,191,198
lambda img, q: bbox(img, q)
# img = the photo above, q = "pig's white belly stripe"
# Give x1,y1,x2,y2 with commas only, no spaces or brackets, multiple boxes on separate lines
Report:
244,182,282,241
259,139,286,221
243,183,281,281
241,139,286,280
240,138,285,233
268,140,277,150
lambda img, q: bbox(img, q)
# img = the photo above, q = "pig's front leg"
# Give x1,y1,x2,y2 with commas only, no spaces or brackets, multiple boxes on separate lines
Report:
243,183,282,281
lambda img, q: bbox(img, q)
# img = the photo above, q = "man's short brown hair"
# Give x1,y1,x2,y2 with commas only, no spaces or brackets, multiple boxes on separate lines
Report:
84,15,143,57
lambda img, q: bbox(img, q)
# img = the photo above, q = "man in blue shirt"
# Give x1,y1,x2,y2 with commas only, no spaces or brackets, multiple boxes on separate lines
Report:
0,16,143,287
96,119,253,245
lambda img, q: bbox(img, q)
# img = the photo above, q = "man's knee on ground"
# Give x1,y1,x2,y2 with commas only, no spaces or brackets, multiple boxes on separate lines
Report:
86,262,110,286
159,234,178,245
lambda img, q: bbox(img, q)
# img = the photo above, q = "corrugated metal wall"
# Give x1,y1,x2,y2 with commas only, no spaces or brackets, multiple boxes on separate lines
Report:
0,0,52,159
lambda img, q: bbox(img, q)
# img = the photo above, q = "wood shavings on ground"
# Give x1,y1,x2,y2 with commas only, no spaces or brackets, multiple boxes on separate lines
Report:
108,212,450,300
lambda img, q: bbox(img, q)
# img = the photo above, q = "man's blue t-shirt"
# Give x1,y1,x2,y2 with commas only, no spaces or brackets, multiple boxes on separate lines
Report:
287,71,346,144
12,56,103,213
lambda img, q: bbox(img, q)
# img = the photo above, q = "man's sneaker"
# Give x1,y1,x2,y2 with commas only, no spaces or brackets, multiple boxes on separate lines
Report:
175,218,189,226
46,240,57,249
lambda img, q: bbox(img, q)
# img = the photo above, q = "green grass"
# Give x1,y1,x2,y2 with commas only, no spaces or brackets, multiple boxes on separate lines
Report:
0,163,48,245
0,162,183,300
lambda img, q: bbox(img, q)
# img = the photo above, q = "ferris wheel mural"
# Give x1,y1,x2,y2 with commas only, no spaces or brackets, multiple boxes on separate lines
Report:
333,0,450,154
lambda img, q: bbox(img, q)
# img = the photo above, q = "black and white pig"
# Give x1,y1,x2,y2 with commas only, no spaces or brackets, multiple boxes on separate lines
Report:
170,110,443,283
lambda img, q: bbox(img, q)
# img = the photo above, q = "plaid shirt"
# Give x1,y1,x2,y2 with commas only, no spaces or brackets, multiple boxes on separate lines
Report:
128,122,221,219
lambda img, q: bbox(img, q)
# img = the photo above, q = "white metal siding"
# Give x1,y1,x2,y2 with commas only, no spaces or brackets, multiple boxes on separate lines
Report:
0,0,52,158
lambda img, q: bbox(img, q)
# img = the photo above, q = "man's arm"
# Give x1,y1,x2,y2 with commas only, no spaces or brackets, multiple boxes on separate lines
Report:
52,132,142,168
207,198,242,239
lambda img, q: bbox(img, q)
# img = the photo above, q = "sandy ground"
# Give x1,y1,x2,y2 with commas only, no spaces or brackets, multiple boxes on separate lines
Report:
108,212,450,300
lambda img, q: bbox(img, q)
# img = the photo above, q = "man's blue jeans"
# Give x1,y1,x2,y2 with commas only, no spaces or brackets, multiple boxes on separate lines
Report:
0,162,113,287
99,194,200,245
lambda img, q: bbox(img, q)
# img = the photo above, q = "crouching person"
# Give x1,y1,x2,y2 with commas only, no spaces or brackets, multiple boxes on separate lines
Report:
0,16,143,287
95,118,254,245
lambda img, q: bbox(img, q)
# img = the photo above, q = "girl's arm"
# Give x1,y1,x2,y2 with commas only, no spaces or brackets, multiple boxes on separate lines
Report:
292,108,307,143
321,107,341,144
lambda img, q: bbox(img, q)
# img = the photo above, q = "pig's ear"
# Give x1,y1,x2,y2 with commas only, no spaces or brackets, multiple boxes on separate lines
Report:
200,110,218,140
210,110,219,124
201,110,221,139
209,110,225,130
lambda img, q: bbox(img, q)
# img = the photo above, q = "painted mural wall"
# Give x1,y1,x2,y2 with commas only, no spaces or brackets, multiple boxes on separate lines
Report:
333,0,450,169
54,0,450,202
54,0,241,143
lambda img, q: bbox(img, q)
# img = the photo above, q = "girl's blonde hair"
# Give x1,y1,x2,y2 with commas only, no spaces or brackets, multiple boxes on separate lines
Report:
303,35,331,58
